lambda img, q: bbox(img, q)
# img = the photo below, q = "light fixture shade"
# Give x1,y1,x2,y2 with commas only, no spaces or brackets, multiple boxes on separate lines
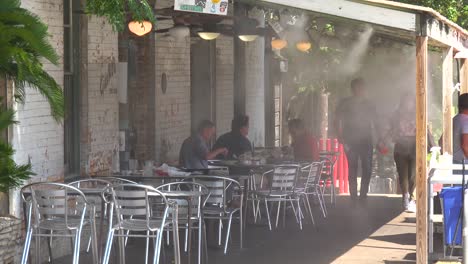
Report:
238,35,258,42
198,32,220,40
271,39,287,50
455,50,468,59
128,20,152,36
296,41,312,52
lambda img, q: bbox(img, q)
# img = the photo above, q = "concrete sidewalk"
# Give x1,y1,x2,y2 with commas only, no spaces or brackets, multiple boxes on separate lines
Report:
54,195,415,264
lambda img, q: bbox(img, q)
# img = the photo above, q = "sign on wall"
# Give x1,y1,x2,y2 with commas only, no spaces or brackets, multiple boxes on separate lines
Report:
174,0,229,16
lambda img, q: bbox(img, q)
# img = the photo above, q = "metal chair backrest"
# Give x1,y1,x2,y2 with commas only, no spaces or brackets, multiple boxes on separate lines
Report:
96,177,138,185
107,184,169,231
21,182,90,230
305,162,324,189
270,165,300,192
188,176,242,212
69,179,111,215
156,182,209,219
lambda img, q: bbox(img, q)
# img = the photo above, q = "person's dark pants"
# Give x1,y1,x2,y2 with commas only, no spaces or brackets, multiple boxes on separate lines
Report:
394,140,416,200
345,141,373,199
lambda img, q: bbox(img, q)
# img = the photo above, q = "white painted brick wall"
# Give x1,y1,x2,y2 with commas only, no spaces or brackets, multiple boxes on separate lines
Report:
216,35,234,135
244,8,266,146
85,16,119,175
154,0,191,163
13,0,64,180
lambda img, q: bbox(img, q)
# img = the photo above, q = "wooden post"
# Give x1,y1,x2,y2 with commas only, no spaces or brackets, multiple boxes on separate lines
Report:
462,59,468,94
415,36,428,264
442,47,454,154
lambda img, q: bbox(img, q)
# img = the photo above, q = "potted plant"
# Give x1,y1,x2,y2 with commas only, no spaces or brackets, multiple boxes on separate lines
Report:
0,0,64,262
0,105,35,264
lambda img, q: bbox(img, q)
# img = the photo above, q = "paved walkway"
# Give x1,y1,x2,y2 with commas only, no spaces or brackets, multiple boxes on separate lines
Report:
54,195,416,264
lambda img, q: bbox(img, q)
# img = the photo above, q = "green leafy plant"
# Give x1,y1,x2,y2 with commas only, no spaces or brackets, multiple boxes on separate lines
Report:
86,0,156,31
0,106,34,193
0,0,64,121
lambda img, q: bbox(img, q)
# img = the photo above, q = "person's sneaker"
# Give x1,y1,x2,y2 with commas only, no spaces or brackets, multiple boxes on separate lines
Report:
406,200,416,213
402,193,410,211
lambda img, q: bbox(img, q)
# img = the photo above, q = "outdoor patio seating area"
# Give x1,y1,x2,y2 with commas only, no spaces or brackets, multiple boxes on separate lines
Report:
2,0,468,263
50,195,414,264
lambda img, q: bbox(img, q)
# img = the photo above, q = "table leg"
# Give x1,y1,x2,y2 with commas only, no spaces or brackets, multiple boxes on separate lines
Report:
172,205,181,264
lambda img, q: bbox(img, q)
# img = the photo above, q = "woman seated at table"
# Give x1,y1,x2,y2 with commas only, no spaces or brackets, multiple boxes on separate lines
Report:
288,118,319,162
213,115,252,159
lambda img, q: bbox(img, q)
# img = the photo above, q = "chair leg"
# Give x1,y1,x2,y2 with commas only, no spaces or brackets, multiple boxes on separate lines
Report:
184,225,189,252
47,231,53,262
275,201,281,229
118,230,126,264
316,191,327,218
198,220,203,264
305,195,316,227
102,229,115,264
297,199,303,230
224,214,234,254
35,230,41,264
145,231,150,264
264,199,272,231
282,200,287,229
153,231,163,264
289,200,299,223
172,220,181,264
73,228,83,264
218,218,223,246
21,229,33,264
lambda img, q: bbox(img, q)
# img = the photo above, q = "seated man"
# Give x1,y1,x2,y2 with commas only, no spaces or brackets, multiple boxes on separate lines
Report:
179,120,228,169
288,118,319,162
213,115,252,159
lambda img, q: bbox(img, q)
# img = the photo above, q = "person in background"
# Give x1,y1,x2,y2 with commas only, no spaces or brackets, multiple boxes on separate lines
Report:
213,115,252,159
288,118,319,162
179,120,228,169
380,93,434,212
334,78,380,202
453,93,468,163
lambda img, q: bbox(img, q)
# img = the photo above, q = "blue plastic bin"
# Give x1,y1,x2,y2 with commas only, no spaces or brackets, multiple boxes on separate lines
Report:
440,186,463,245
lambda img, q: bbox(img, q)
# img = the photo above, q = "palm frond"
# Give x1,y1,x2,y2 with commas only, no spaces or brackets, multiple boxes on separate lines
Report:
0,0,64,120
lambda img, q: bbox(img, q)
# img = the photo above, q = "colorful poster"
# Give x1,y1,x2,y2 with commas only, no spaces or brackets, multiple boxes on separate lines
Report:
174,0,229,16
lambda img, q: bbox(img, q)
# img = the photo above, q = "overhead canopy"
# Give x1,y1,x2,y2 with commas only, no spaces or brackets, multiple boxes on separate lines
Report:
249,0,468,51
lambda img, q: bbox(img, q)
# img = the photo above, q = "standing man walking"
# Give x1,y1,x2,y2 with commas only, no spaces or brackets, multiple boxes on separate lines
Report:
335,78,380,201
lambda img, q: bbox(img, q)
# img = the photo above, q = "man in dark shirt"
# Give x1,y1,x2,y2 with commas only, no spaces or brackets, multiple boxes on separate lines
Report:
335,78,380,201
288,119,319,162
213,115,252,159
179,120,228,169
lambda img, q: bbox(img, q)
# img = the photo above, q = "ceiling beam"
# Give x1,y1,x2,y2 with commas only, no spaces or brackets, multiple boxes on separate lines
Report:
257,0,417,31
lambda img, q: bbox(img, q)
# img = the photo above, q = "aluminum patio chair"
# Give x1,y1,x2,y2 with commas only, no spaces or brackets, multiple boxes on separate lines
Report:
102,184,173,264
156,182,210,264
296,162,326,223
20,182,98,264
320,155,338,205
251,165,302,230
69,178,112,253
188,175,244,254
